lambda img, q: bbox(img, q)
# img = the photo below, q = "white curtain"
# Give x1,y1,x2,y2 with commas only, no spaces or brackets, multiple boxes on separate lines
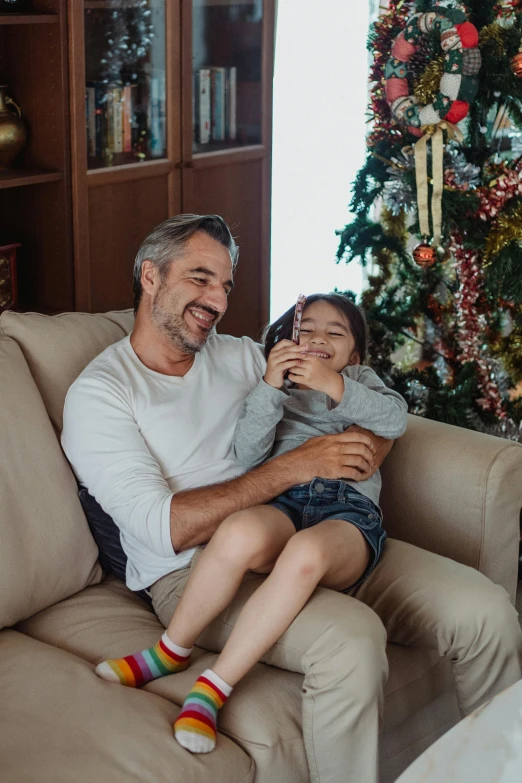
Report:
270,0,371,319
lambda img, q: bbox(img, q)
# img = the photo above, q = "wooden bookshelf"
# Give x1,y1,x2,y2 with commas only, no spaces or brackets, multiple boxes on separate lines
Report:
0,169,63,189
0,0,274,337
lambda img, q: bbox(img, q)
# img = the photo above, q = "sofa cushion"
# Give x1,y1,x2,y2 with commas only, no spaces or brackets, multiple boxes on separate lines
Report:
17,575,456,781
0,337,102,630
1,629,253,783
0,309,134,432
16,576,309,783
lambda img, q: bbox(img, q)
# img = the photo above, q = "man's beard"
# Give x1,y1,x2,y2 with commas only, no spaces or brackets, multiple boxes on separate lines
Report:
151,286,217,354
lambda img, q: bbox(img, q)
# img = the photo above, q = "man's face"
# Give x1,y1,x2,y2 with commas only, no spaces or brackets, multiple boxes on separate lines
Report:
149,231,234,354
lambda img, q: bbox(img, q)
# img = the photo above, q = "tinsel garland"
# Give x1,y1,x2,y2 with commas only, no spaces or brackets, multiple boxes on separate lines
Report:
450,237,505,416
367,0,411,149
413,55,446,105
478,159,522,220
484,201,522,261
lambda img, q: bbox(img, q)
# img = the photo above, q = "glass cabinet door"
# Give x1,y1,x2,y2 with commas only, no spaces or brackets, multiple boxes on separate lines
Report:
84,0,167,169
192,0,263,154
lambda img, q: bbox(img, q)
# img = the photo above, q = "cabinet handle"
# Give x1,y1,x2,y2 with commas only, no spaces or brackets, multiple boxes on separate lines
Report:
175,161,194,169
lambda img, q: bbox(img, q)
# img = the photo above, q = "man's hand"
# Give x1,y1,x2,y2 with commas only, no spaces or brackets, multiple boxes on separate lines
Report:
346,424,394,479
284,430,377,484
288,354,344,402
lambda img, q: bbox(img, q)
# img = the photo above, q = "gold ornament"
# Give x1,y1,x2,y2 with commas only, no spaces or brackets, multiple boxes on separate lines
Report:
414,55,445,105
484,202,522,264
413,242,437,267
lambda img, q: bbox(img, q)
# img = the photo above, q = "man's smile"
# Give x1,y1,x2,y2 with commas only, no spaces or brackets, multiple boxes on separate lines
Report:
186,307,216,330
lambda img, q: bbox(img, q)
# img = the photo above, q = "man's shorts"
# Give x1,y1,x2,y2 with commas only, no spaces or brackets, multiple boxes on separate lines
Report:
269,478,387,593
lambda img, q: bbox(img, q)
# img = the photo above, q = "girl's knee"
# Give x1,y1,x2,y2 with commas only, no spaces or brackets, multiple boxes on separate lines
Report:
214,510,276,567
280,532,329,580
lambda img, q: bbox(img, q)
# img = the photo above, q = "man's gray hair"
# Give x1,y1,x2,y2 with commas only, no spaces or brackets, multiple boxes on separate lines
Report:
133,214,239,314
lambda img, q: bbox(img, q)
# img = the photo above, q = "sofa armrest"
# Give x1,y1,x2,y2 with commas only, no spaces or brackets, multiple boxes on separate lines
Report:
380,414,522,603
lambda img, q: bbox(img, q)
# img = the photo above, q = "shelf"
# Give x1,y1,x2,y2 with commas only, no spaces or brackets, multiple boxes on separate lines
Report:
0,168,63,190
193,144,265,168
193,0,256,5
0,13,58,24
84,1,146,8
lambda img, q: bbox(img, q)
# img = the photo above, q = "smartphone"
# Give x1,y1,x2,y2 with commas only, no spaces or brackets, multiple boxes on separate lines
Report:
292,294,307,344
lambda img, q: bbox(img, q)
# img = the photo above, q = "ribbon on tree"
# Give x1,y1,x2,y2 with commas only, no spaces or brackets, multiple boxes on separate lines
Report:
414,121,463,246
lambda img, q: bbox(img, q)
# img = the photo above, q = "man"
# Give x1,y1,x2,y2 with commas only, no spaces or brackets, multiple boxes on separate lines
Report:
62,214,522,783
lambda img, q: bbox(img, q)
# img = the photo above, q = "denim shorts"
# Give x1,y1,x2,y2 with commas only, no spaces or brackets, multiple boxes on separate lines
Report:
269,478,387,593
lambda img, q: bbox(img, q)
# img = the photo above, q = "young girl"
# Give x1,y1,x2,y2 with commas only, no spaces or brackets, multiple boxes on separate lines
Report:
95,293,408,753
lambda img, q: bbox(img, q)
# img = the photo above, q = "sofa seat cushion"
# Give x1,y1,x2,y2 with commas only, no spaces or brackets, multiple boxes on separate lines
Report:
16,576,309,783
17,576,455,747
0,309,134,433
0,337,102,631
1,629,253,783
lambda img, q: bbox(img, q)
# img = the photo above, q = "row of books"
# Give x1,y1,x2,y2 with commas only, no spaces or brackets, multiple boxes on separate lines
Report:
85,77,166,159
194,67,237,145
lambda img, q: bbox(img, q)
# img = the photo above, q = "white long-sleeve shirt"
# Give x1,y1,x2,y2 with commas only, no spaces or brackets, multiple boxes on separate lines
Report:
61,334,266,590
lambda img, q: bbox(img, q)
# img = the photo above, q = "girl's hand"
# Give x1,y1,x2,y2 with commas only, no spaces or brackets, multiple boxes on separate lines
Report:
288,354,345,402
264,340,309,389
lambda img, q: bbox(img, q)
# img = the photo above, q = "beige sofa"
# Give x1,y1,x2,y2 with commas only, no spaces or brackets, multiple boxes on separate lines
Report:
1,308,521,783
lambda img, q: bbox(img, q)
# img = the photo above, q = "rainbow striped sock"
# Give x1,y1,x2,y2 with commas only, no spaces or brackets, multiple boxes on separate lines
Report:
95,632,192,687
174,669,233,753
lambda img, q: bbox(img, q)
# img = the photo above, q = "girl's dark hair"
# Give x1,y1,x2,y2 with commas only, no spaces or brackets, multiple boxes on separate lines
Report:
263,293,368,364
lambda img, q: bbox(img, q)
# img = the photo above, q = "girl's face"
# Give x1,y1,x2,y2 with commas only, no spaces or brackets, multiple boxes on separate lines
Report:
299,300,359,372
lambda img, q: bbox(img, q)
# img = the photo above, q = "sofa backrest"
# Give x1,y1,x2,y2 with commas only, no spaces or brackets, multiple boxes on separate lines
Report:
0,310,134,433
0,336,103,630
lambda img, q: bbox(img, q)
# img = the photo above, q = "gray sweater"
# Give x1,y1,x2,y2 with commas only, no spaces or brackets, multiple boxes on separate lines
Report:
232,365,408,507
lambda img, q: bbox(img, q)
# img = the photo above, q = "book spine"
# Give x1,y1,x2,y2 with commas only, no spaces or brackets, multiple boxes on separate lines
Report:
122,85,132,153
149,76,163,156
87,86,96,157
106,89,114,155
210,67,226,142
226,67,237,141
130,84,139,149
94,83,106,158
197,69,211,144
113,87,123,154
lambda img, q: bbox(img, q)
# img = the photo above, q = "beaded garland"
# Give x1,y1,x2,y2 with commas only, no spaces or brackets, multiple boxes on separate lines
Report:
385,1,481,137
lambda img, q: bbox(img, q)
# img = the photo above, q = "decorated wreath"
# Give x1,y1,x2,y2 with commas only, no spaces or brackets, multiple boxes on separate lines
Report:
385,1,481,137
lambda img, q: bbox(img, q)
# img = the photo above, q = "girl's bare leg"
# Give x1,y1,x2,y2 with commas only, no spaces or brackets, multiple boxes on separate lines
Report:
212,519,370,685
166,506,296,648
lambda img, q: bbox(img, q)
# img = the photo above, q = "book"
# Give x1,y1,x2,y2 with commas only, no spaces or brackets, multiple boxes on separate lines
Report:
112,87,123,154
86,86,96,157
122,85,132,153
149,76,164,156
195,69,211,144
226,66,237,141
210,67,226,142
86,81,107,159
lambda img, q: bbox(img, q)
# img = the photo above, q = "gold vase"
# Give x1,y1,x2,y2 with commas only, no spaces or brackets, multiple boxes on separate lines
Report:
0,86,28,169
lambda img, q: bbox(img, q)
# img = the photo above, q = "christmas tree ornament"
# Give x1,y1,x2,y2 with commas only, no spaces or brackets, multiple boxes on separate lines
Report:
413,242,437,267
385,3,481,247
385,3,481,139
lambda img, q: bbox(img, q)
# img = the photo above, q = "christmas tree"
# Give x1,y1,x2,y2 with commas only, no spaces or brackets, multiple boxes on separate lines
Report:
337,0,522,440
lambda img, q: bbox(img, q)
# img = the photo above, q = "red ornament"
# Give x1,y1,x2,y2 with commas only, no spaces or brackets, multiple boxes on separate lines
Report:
413,242,437,267
511,51,522,78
